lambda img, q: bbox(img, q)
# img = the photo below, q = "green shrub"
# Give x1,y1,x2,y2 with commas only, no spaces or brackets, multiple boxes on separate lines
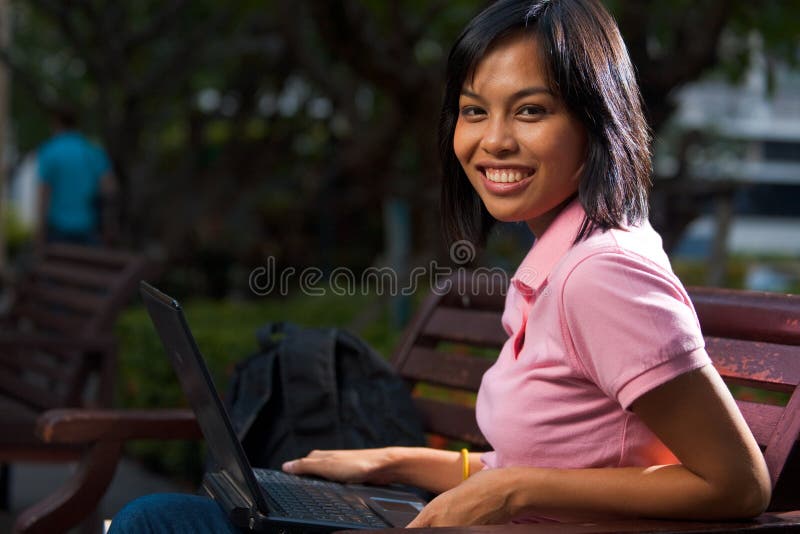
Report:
3,207,33,258
672,254,800,293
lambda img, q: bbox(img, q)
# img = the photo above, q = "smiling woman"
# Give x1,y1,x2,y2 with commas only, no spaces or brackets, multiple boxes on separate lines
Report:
107,1,772,531
440,0,651,248
289,1,769,525
453,33,587,236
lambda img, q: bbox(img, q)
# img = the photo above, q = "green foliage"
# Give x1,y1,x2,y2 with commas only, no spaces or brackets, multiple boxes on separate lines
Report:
7,1,479,270
7,0,798,281
672,255,800,292
116,291,404,481
2,206,32,257
672,258,746,289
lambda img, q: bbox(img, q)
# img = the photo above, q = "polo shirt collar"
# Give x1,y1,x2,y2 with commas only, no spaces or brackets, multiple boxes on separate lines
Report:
511,198,586,295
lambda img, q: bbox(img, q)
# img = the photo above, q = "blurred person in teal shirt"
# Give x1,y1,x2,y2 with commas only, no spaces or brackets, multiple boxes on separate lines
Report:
36,106,118,247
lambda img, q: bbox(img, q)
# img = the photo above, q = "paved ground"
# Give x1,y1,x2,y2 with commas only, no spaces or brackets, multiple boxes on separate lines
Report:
1,457,192,533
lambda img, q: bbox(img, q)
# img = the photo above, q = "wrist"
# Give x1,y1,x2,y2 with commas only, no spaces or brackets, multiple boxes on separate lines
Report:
501,467,543,519
372,446,405,485
376,446,440,487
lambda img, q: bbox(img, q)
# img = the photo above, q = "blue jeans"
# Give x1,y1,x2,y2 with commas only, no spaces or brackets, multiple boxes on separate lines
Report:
108,493,244,533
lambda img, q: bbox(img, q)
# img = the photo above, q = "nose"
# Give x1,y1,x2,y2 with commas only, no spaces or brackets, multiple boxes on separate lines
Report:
480,117,518,155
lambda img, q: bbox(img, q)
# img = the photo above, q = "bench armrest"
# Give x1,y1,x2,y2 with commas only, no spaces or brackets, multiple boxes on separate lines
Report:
0,332,116,352
36,408,203,444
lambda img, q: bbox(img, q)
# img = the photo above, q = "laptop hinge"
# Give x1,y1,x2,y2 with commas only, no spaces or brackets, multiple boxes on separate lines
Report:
203,471,267,531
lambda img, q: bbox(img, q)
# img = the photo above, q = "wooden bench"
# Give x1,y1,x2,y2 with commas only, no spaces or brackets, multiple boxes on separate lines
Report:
0,244,155,529
17,271,800,533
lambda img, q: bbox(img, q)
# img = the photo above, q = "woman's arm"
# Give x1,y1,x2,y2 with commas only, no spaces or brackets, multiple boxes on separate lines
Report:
283,446,484,494
408,365,771,527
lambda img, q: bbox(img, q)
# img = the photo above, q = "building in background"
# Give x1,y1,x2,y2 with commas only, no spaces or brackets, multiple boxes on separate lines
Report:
658,35,800,290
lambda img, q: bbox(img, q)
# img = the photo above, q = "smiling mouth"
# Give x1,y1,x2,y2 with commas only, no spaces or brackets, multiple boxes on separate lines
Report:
479,167,535,183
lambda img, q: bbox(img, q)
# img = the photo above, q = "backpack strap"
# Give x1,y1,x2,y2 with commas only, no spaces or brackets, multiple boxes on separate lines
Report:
227,322,306,440
227,345,278,440
278,324,344,451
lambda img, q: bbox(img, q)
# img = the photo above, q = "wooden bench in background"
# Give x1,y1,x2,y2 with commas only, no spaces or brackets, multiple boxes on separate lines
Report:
17,271,800,533
0,244,155,531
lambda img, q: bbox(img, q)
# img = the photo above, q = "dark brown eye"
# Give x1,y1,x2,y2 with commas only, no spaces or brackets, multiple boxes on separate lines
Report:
460,106,486,119
518,105,545,116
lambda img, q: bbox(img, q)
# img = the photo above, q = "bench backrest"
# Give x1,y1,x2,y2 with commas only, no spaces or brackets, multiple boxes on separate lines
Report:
391,271,506,450
0,244,153,410
689,286,800,509
11,244,150,337
391,272,800,507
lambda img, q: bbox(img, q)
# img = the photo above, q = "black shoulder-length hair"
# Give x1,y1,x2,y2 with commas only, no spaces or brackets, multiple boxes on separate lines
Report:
440,0,652,246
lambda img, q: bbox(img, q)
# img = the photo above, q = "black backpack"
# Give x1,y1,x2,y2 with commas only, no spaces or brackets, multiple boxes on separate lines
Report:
225,322,426,469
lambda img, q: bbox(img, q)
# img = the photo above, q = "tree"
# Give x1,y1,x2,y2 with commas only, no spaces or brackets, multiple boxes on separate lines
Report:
2,0,798,291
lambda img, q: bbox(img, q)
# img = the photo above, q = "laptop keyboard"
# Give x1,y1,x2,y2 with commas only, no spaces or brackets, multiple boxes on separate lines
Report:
254,469,389,528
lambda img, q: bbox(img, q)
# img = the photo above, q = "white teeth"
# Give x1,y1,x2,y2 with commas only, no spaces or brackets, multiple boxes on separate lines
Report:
485,168,529,183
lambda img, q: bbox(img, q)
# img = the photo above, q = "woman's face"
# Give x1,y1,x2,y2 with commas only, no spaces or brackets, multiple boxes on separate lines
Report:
453,33,587,237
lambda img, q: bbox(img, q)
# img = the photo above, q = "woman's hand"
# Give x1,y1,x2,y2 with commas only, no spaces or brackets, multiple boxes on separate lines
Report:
406,469,515,527
284,447,485,495
282,448,396,485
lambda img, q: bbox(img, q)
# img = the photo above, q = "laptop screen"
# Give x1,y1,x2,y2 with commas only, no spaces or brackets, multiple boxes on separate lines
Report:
140,282,268,512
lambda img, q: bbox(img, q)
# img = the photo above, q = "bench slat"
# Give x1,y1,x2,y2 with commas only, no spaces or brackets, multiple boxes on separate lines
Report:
24,285,107,315
736,400,784,448
32,264,119,291
16,303,88,335
708,337,800,390
0,348,83,410
690,287,800,346
0,352,76,380
439,290,507,312
437,272,508,311
413,397,488,449
765,389,800,489
44,244,137,267
401,347,493,390
422,307,507,347
0,370,63,410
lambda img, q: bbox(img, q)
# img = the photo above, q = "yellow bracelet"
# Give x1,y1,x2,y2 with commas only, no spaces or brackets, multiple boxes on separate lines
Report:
460,448,470,480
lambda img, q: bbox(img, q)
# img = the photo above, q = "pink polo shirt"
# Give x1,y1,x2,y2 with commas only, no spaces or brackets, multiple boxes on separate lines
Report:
476,199,710,473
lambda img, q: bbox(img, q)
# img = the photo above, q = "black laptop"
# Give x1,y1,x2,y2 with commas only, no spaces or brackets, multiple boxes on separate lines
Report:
139,282,427,533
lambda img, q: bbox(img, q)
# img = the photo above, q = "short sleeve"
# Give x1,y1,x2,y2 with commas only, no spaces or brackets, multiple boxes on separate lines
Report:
561,251,709,410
